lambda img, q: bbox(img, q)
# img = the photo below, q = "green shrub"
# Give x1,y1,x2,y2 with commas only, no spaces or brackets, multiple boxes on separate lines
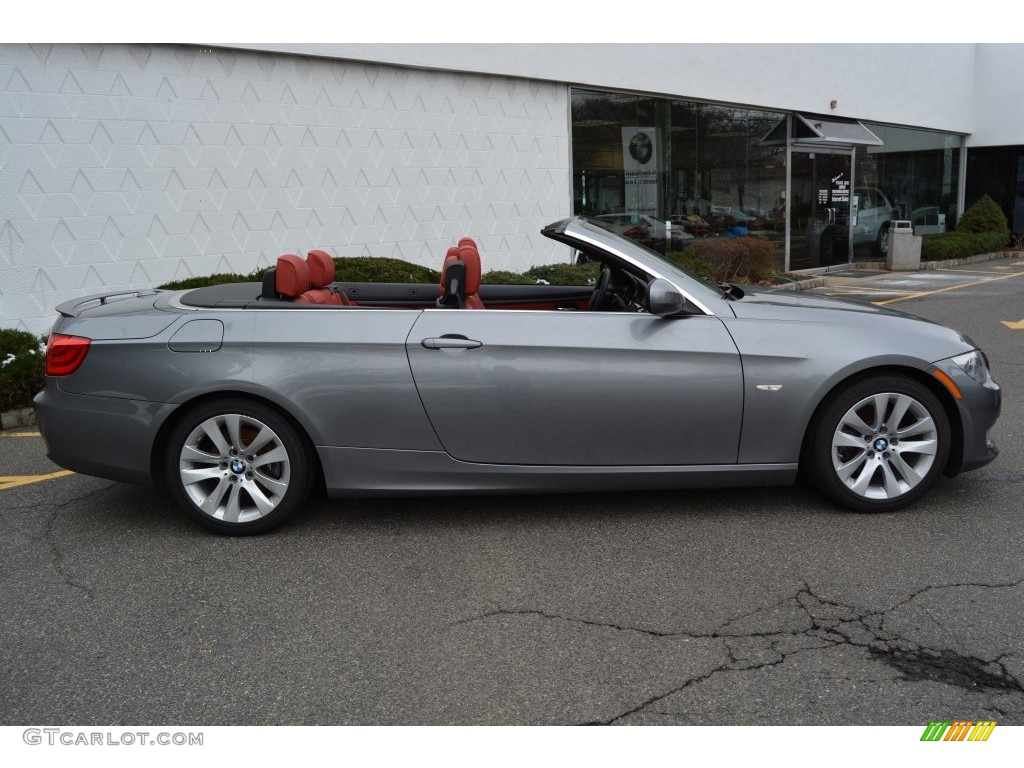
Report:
957,194,1010,239
0,329,47,411
158,271,264,291
677,237,777,283
523,262,601,285
482,270,534,284
333,257,439,284
158,257,440,291
921,231,1008,261
664,250,715,280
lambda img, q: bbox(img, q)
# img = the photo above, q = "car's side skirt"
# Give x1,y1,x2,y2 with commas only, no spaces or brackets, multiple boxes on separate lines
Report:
318,447,797,496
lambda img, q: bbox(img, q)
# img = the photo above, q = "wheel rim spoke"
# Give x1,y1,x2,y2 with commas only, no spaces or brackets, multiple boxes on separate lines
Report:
885,394,914,433
244,426,275,455
898,438,937,457
879,460,903,497
199,418,231,457
200,476,232,512
247,484,277,515
833,431,867,450
836,452,869,482
850,460,879,495
224,414,242,452
181,466,224,485
889,451,924,488
223,483,243,523
181,444,220,463
252,446,287,469
840,411,873,436
254,471,288,497
897,416,934,439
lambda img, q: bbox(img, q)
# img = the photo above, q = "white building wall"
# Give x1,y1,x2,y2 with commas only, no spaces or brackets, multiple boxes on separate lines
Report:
242,43,980,135
969,44,1024,147
0,43,571,333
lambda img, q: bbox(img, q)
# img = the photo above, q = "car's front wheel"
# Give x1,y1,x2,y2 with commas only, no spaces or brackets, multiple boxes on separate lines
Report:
875,223,891,257
165,399,313,535
806,374,951,512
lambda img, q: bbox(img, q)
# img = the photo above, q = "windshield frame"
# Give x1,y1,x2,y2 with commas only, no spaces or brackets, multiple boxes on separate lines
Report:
542,216,728,315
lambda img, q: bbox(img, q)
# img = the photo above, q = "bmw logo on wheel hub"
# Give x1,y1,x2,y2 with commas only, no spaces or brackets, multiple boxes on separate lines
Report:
230,458,246,475
873,438,889,452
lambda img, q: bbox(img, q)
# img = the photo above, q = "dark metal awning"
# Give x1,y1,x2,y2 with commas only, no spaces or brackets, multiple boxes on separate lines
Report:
761,113,883,147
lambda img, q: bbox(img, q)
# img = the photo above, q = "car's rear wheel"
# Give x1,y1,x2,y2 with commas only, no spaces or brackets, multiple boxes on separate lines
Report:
807,374,951,512
165,398,313,535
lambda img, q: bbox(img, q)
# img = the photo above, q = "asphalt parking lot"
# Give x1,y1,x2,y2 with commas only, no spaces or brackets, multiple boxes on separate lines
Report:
2,256,1023,726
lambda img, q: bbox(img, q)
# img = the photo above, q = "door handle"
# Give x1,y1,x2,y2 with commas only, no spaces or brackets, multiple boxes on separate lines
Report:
421,336,483,350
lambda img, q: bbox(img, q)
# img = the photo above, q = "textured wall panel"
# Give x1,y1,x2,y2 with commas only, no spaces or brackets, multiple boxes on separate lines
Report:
0,43,571,333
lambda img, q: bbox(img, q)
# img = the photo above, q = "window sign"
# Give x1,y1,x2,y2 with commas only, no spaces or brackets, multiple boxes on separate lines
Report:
621,127,660,216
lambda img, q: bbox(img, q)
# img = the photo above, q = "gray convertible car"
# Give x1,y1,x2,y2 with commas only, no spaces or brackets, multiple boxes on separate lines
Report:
34,217,1000,535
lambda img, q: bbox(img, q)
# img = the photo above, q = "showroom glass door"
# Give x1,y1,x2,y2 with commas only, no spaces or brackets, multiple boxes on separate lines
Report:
788,150,854,269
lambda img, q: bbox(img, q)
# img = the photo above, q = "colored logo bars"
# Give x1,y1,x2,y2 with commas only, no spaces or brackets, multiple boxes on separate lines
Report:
920,721,997,742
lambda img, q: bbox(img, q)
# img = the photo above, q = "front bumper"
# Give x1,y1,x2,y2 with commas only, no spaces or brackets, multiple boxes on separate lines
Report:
34,381,178,487
931,359,1001,476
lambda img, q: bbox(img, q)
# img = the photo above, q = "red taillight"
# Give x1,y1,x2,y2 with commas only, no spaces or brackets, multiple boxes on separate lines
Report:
46,333,91,376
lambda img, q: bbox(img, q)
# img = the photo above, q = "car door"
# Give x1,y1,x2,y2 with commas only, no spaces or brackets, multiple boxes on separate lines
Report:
406,308,743,466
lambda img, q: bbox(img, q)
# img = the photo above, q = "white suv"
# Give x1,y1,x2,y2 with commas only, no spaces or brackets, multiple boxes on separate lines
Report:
852,187,895,255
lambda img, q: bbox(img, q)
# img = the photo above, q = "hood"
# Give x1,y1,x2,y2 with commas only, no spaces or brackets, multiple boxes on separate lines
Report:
732,287,916,318
725,287,978,359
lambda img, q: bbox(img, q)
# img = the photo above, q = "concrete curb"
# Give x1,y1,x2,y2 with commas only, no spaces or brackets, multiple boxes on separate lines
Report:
1,407,36,430
783,250,1023,291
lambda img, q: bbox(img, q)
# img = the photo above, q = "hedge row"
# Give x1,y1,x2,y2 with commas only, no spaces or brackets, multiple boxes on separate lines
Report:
157,238,780,293
672,237,776,283
920,194,1010,262
921,231,1008,262
0,329,47,411
157,257,604,290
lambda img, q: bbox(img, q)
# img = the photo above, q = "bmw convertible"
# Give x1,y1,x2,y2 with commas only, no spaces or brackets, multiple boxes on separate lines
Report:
34,217,1001,535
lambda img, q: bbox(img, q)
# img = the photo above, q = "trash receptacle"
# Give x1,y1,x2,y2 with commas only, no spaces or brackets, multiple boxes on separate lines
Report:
887,220,921,271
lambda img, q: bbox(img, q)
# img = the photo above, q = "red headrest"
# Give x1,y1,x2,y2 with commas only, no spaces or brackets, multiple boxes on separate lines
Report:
457,243,481,294
275,254,309,298
458,237,478,252
306,249,335,287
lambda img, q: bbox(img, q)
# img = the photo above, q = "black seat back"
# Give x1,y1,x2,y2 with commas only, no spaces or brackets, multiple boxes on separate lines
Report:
437,261,466,309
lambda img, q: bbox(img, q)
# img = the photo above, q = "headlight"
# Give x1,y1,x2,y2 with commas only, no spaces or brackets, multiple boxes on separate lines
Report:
951,350,996,388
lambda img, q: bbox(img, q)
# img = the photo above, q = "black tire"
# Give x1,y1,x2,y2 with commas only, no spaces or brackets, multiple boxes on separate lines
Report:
875,223,891,257
805,374,951,513
164,398,313,535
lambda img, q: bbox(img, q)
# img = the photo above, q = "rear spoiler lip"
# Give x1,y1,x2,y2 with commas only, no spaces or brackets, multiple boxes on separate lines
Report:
55,289,160,318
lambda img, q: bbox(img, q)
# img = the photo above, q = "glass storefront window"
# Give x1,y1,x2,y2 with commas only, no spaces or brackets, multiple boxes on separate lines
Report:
856,124,962,252
571,89,965,271
571,90,786,265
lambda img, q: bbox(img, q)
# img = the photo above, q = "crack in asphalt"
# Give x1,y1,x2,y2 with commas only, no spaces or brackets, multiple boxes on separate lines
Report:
40,482,116,600
451,578,1024,724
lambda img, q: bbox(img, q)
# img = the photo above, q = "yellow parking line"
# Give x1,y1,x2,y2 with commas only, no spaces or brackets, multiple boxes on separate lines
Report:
939,268,1013,275
0,471,74,490
874,271,1024,306
0,431,41,438
825,285,910,294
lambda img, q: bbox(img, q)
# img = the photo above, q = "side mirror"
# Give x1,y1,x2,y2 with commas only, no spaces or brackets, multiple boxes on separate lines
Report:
646,278,687,317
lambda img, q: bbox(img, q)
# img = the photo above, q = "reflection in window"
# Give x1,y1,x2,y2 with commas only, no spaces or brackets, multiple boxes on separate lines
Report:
571,90,786,265
857,124,962,243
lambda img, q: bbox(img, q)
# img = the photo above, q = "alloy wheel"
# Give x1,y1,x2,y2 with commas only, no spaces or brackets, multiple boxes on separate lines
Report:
178,413,291,523
830,392,938,501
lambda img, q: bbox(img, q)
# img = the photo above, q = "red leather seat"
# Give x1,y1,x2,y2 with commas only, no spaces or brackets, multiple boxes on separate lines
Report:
304,249,348,305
